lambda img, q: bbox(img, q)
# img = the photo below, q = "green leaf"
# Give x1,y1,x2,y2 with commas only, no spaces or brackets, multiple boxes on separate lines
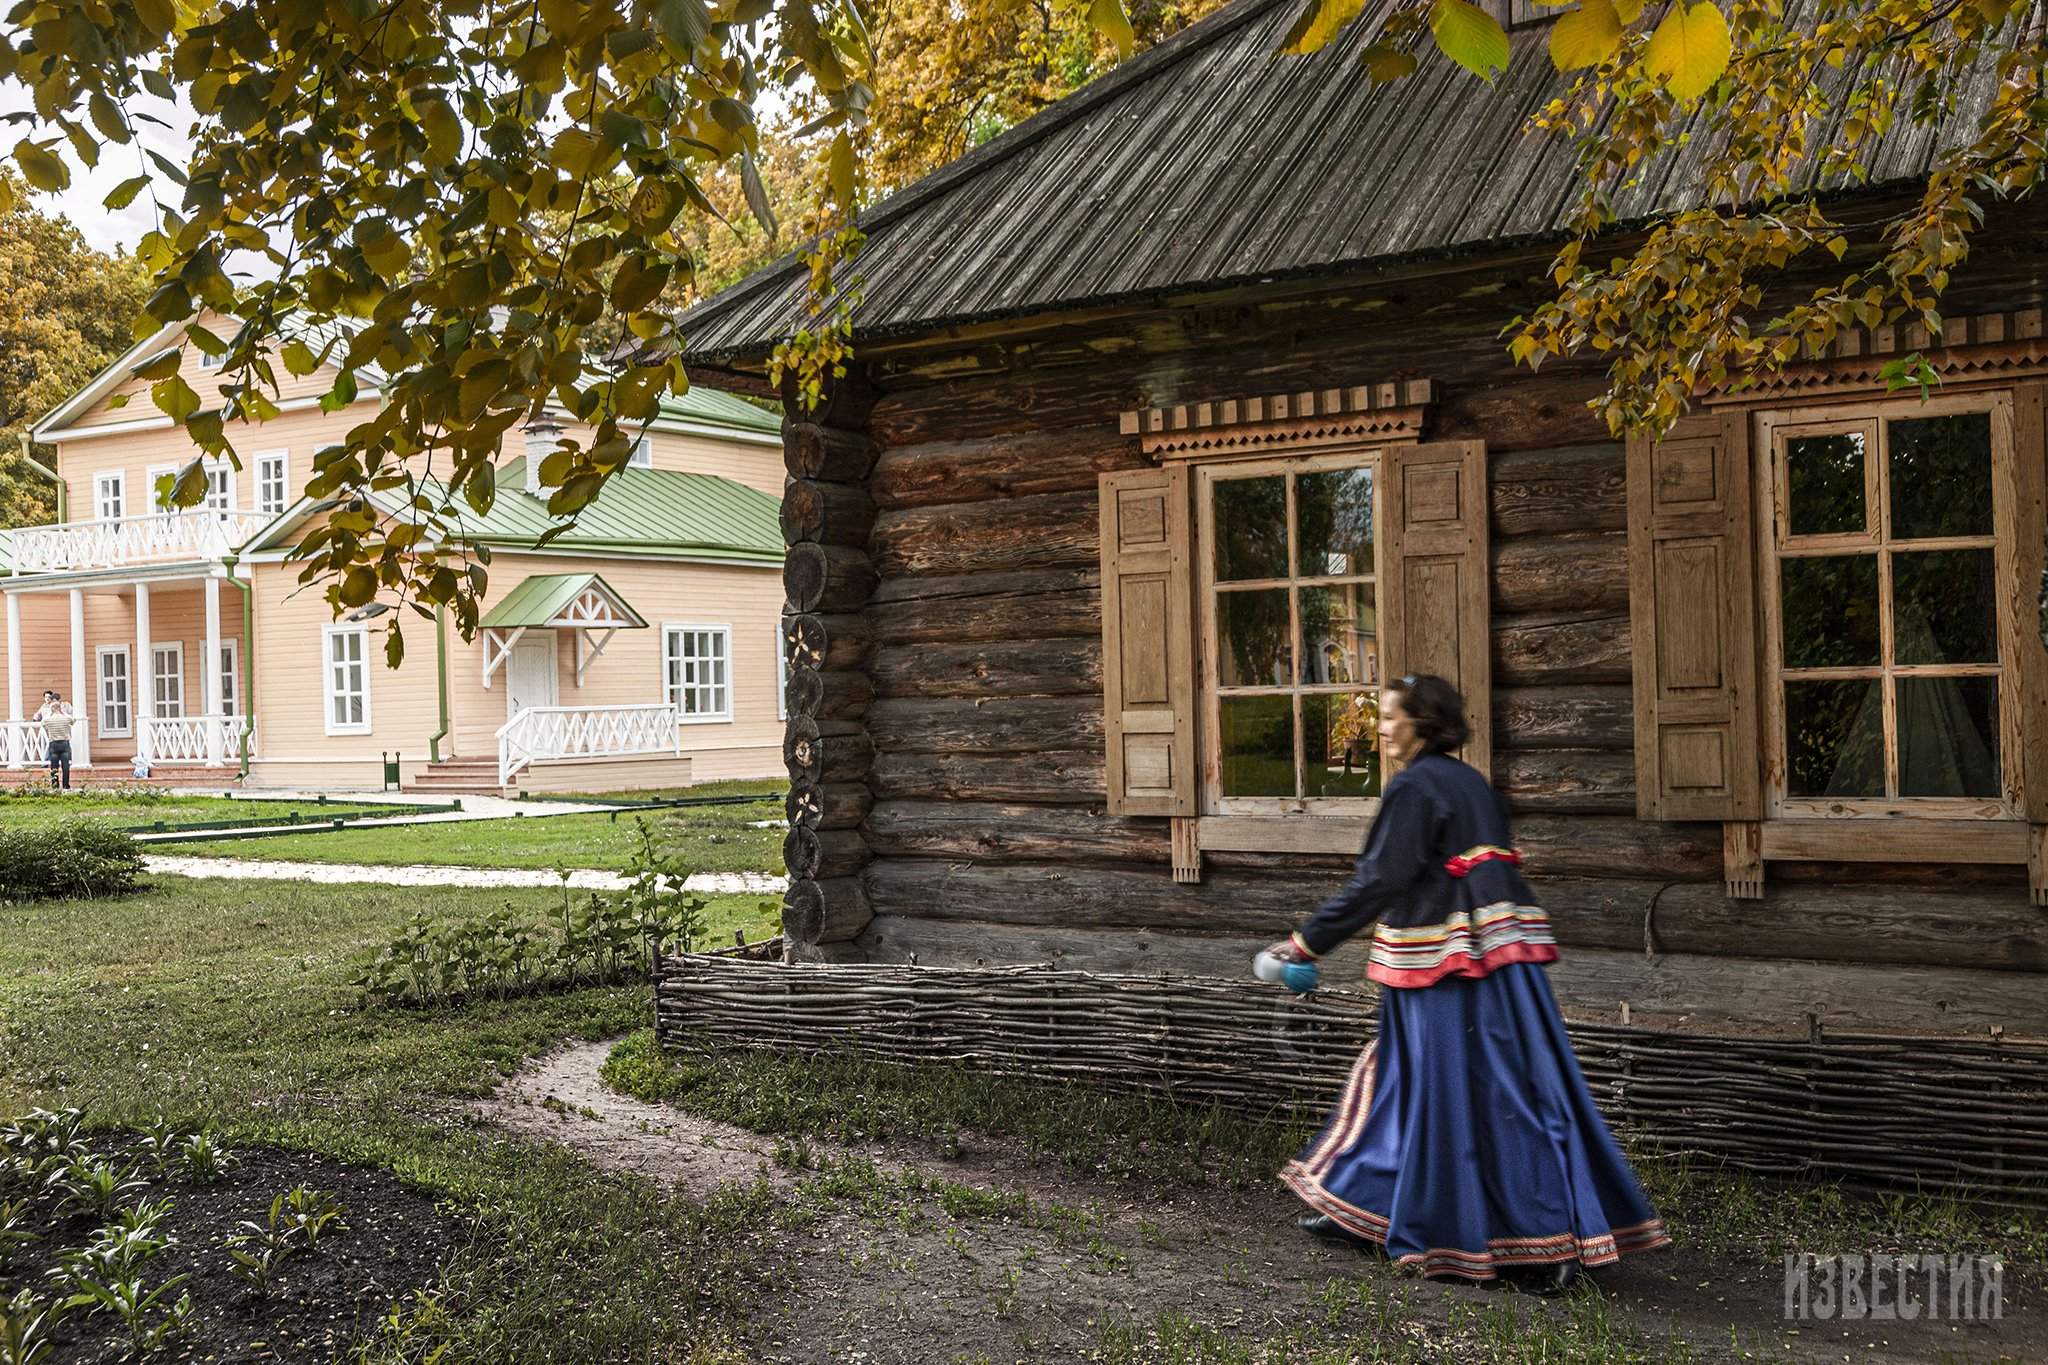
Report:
1549,0,1621,71
133,348,183,380
1089,0,1135,57
104,174,151,210
134,0,179,36
1360,42,1418,82
89,92,130,144
152,375,202,423
0,176,12,215
417,94,462,165
12,139,69,192
1429,0,1510,80
320,369,359,414
281,340,320,377
1281,0,1367,56
1644,0,1730,101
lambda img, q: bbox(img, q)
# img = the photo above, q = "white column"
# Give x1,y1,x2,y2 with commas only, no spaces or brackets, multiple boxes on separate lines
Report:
134,581,152,765
202,576,223,766
5,592,21,769
68,588,90,769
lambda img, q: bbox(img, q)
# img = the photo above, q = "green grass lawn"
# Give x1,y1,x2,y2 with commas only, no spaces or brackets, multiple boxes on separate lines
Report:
0,792,404,833
149,778,787,873
0,877,786,1361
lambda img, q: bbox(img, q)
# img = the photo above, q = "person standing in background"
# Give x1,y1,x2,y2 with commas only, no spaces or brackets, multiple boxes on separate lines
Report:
34,689,76,790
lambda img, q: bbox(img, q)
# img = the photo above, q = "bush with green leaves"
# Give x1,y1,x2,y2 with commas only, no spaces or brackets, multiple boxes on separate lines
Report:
354,818,706,1007
0,821,145,902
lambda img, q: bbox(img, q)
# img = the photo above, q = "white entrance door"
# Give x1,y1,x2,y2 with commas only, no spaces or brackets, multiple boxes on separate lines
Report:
506,635,557,719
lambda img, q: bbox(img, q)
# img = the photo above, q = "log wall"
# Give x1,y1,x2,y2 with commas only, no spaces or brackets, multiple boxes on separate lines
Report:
774,273,2048,1038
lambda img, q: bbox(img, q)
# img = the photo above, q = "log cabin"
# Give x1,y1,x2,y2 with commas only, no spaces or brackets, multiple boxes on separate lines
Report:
677,0,2048,1043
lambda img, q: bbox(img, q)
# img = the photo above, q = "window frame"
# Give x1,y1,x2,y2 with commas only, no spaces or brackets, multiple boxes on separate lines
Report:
150,642,185,720
255,449,289,516
218,638,241,717
1754,391,2021,823
775,622,788,722
627,434,653,469
1193,446,1386,819
94,471,126,524
662,622,733,723
97,645,132,738
323,624,372,735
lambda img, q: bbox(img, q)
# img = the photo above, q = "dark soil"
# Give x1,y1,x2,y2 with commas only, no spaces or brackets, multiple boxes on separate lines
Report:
4,1141,463,1364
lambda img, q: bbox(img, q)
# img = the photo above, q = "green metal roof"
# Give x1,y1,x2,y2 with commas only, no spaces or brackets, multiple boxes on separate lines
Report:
366,463,784,561
657,386,780,436
479,572,648,630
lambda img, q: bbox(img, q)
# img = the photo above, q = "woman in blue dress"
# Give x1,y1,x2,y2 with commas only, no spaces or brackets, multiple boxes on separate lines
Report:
1269,674,1667,1294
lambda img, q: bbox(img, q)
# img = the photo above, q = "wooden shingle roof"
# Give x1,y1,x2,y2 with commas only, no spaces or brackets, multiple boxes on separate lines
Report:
679,0,2000,363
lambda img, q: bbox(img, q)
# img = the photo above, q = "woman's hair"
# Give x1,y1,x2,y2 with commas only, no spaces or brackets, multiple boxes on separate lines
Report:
1388,674,1470,755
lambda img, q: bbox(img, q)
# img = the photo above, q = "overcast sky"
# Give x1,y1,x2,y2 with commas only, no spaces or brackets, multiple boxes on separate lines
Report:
1,86,194,255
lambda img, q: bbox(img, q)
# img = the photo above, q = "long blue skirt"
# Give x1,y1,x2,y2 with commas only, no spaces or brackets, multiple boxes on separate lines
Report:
1281,962,1668,1280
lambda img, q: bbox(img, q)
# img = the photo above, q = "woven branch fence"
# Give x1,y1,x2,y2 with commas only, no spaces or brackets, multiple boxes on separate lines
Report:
653,951,2048,1207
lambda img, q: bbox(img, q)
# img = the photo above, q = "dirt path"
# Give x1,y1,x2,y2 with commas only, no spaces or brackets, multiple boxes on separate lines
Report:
475,1041,2043,1364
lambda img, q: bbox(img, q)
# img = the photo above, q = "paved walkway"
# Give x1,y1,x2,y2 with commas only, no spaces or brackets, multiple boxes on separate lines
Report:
140,855,786,895
131,789,620,843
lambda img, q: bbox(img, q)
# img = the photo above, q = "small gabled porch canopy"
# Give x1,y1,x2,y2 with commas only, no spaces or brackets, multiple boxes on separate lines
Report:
479,573,647,688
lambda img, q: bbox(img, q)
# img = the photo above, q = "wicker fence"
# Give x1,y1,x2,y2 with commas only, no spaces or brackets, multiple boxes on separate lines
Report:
653,952,2048,1206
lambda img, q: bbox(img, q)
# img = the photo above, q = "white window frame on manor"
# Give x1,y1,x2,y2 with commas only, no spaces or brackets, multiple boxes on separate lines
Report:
1195,448,1385,818
146,460,235,513
663,623,732,723
197,347,225,371
150,642,185,719
255,450,289,516
97,646,132,738
95,471,126,524
775,623,788,722
323,624,371,735
627,433,653,468
219,638,241,716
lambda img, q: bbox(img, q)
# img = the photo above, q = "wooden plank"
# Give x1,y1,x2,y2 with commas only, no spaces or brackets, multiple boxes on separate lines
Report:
1494,610,1632,686
869,748,1106,804
1761,818,2030,864
1492,532,1629,614
870,427,1142,509
846,913,2048,1036
872,638,1101,699
1488,443,1628,536
866,696,1104,754
2009,382,2048,826
868,569,1101,645
1492,684,1634,750
1195,815,1365,855
873,490,1100,577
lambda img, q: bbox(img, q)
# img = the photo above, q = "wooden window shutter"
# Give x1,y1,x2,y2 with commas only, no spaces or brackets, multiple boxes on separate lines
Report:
1379,440,1492,779
1626,410,1761,821
1099,466,1197,817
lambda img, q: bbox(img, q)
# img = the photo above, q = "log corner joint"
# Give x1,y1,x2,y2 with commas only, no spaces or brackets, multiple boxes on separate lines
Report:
1171,816,1201,885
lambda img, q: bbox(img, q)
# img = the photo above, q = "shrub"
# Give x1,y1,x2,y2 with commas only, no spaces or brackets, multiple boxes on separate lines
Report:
0,821,146,902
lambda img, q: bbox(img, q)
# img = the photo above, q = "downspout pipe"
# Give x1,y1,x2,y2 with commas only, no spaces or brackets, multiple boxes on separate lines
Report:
220,552,254,780
18,431,63,522
428,603,451,764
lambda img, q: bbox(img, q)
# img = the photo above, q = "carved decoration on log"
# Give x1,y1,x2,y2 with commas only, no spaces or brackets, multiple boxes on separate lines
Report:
1701,307,2048,402
1122,379,1434,459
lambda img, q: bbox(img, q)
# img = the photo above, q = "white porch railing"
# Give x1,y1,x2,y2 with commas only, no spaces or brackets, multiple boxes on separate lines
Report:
1,722,49,768
138,714,253,767
4,510,265,574
496,703,681,787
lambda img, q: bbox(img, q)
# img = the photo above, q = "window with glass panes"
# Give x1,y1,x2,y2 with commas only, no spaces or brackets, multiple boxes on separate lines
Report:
663,625,731,720
1198,452,1379,813
1763,401,2014,813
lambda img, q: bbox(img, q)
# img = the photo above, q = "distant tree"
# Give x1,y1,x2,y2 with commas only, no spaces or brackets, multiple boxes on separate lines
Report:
0,168,150,528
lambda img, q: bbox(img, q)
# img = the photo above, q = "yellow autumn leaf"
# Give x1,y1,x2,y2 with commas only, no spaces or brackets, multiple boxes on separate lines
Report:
1645,1,1730,102
1612,0,1646,19
1089,0,1134,57
1549,0,1621,71
1282,0,1369,56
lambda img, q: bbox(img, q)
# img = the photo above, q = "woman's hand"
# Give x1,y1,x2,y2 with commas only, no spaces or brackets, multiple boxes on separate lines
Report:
1264,938,1305,963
